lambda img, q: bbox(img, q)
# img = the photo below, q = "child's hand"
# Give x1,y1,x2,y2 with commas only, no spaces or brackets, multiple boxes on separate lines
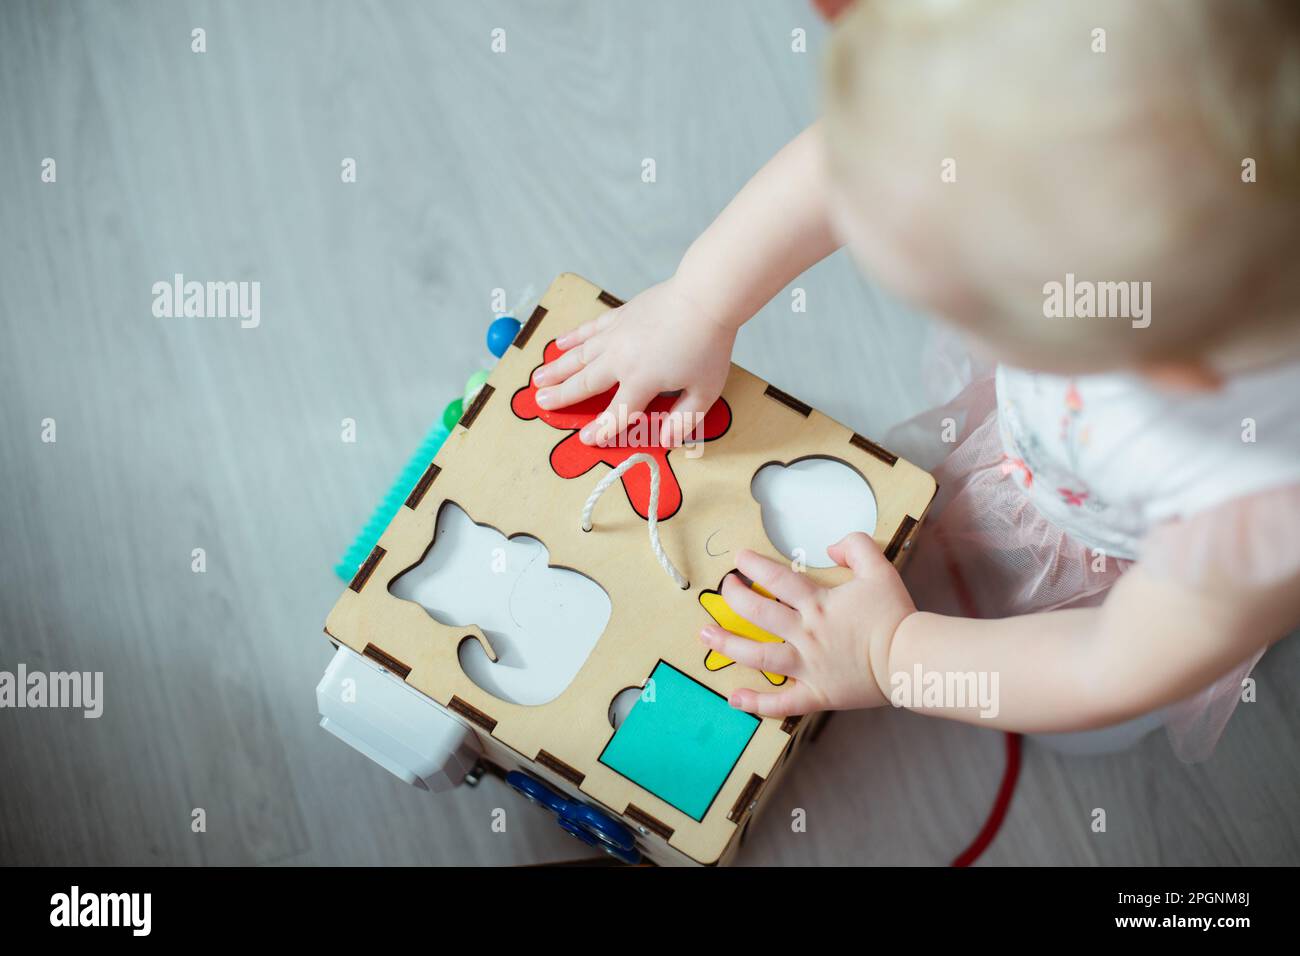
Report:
530,277,738,446
699,534,915,716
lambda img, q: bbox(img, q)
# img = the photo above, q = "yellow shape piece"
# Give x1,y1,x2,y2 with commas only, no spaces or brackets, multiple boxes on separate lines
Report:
699,584,787,686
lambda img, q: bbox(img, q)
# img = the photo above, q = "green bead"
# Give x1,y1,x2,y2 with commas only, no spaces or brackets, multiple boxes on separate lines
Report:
464,369,491,407
441,397,464,430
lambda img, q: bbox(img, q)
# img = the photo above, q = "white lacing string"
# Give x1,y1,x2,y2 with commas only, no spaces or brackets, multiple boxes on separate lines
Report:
581,453,689,590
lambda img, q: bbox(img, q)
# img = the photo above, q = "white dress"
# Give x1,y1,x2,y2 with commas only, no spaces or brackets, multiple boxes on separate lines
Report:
886,331,1300,759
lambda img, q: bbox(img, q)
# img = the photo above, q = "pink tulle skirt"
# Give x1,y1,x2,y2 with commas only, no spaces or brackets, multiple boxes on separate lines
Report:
884,339,1260,761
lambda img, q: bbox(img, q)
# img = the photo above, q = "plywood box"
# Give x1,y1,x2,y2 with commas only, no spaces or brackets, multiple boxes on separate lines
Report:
324,273,936,865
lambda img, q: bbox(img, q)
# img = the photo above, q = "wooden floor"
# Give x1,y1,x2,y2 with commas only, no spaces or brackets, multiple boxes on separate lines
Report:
1,0,1296,866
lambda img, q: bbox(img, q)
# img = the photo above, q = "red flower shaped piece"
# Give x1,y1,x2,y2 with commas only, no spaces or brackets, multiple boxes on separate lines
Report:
511,339,732,520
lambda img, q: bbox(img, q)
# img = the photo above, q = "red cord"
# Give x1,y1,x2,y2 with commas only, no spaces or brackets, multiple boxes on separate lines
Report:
950,732,1022,867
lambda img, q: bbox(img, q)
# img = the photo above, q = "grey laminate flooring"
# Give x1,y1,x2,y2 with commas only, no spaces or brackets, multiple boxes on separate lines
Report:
1,0,1295,865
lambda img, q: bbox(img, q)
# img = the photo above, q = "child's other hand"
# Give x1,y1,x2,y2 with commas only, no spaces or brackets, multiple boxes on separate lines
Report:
530,277,738,446
699,534,915,716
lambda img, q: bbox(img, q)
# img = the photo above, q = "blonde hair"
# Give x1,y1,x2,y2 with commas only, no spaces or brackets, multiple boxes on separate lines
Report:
824,0,1300,371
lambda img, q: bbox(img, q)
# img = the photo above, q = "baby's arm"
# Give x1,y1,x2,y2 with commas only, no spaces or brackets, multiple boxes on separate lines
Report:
703,535,1299,732
887,561,1295,732
533,122,842,446
673,121,842,337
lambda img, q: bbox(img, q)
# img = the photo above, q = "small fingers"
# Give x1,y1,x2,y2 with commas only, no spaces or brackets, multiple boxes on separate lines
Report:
700,625,797,675
535,360,618,412
532,336,605,388
721,573,802,638
555,307,619,350
580,380,659,446
659,388,718,447
827,531,888,578
728,682,820,718
735,549,820,611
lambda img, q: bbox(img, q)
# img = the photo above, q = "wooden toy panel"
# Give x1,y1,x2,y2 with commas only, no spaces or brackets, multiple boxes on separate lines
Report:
324,273,936,864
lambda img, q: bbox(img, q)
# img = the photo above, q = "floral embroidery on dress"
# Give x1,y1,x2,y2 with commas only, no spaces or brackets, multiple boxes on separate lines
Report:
1058,487,1089,507
999,374,1111,513
1055,379,1094,507
1000,455,1033,487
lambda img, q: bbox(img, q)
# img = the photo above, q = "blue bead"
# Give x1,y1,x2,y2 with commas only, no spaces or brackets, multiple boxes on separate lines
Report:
486,316,522,358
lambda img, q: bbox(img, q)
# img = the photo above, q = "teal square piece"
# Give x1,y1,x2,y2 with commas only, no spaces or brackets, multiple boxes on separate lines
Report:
599,661,760,821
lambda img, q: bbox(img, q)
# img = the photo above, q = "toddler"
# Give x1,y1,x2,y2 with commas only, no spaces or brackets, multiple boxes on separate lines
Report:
529,0,1300,759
